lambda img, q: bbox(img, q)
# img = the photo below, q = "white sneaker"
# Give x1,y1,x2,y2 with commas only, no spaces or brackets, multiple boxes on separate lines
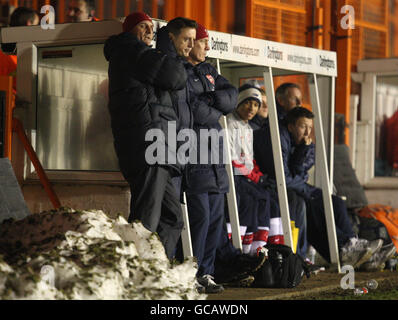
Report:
340,238,383,268
360,243,397,271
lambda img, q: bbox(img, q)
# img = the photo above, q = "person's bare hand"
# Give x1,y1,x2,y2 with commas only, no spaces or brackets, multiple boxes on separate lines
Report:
303,136,312,145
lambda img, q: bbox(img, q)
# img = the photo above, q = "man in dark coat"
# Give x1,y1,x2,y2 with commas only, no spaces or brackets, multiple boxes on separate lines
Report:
182,23,237,293
104,12,189,259
155,17,197,199
250,83,309,259
275,82,303,120
254,106,383,268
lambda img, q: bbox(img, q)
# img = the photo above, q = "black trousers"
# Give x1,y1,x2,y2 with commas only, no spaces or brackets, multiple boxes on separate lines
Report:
186,192,225,276
306,189,356,263
128,166,184,259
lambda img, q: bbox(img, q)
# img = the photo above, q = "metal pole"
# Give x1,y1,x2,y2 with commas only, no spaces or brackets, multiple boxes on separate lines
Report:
263,67,293,249
217,58,242,250
329,76,336,190
181,193,193,258
308,73,341,272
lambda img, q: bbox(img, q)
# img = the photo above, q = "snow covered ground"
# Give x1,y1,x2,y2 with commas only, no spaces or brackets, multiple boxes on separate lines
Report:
0,208,206,300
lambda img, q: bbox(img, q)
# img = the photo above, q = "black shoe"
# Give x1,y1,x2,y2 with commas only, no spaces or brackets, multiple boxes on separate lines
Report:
197,274,224,294
304,258,325,275
195,282,206,294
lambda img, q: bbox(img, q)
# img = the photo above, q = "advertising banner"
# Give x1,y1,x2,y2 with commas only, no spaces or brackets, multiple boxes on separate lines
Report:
207,30,233,61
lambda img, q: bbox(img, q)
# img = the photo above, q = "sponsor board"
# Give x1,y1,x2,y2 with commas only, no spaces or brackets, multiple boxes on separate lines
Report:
207,30,234,61
230,35,266,66
3,17,337,77
205,32,337,76
263,40,337,76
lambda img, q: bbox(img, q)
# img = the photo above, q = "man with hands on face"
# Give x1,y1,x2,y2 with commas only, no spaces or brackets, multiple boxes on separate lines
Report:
254,106,383,268
104,12,191,260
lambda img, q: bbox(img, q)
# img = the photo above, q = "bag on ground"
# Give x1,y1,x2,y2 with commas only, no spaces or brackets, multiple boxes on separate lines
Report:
252,243,309,288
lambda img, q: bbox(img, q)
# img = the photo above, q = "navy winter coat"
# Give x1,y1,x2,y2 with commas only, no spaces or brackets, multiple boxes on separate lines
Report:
155,26,193,133
249,115,267,131
104,32,187,181
185,62,238,194
253,120,316,199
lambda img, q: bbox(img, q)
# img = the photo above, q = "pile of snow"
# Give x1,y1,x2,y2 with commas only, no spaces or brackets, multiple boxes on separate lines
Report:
0,208,205,300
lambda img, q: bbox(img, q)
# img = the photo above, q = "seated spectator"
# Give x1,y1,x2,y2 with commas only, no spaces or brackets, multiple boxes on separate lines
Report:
248,86,268,131
0,7,39,92
275,82,303,120
254,106,383,268
226,85,284,256
243,84,308,260
66,0,98,22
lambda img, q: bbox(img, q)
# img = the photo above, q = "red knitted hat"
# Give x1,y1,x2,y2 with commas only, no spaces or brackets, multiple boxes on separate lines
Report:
196,23,209,40
123,12,152,33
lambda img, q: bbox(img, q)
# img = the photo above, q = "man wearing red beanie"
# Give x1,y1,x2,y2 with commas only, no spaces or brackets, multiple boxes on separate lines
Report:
122,12,154,46
180,23,265,293
104,13,189,261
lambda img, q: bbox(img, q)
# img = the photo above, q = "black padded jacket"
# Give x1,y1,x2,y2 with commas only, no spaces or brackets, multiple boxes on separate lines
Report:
104,31,188,180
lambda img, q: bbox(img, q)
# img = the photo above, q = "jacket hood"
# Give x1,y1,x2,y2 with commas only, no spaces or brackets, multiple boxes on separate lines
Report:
156,26,178,58
104,32,140,61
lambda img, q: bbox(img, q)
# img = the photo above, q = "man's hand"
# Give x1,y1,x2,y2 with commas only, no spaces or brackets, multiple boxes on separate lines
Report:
303,136,312,145
257,175,270,188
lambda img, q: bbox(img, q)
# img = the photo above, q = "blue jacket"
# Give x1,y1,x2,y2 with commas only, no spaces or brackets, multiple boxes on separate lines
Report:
253,120,316,199
249,115,267,131
185,62,237,194
156,26,193,133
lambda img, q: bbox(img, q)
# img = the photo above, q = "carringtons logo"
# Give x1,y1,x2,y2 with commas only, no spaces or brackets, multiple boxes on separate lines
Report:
319,55,336,69
211,37,229,52
267,46,283,61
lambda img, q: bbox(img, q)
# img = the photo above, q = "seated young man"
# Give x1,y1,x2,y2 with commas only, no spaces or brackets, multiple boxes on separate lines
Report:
244,84,309,260
248,86,268,131
253,106,383,268
226,86,284,256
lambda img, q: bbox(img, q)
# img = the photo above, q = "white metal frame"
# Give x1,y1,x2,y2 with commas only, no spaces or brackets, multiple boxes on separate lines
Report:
1,20,124,183
308,74,340,269
263,67,293,249
352,58,398,188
